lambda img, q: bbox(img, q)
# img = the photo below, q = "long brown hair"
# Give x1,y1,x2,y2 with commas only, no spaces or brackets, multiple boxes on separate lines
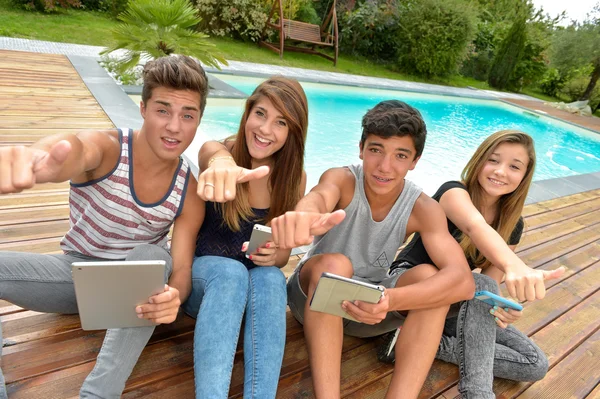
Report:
221,76,309,231
459,130,536,269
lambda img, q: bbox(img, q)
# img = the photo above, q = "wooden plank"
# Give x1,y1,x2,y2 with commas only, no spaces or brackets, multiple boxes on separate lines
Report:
516,328,600,398
0,220,70,242
524,197,600,232
522,190,600,218
518,211,600,251
0,204,70,226
586,383,600,399
0,191,69,208
516,224,600,267
492,291,600,398
0,237,62,253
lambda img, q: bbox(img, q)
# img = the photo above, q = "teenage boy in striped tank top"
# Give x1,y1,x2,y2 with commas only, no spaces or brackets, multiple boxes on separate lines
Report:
0,55,206,398
270,101,476,398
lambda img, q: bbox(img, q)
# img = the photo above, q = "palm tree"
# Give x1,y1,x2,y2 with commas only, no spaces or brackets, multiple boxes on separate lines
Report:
101,0,227,75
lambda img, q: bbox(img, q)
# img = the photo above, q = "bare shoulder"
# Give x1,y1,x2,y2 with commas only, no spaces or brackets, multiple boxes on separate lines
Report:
407,193,446,234
320,167,355,204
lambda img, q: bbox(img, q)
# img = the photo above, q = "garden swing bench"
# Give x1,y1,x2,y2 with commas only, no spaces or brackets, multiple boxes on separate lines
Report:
260,0,339,66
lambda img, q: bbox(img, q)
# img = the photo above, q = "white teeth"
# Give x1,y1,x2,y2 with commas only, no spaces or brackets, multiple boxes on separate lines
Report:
375,176,391,182
489,178,505,185
255,135,271,144
164,138,178,143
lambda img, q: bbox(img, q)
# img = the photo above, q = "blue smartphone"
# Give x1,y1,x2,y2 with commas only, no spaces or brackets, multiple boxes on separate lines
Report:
474,290,523,311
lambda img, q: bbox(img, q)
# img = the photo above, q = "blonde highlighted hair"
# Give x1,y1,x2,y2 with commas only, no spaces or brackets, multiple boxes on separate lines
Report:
459,130,536,269
220,76,309,231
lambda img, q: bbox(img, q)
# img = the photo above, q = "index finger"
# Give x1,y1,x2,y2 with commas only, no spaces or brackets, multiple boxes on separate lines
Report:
534,279,546,300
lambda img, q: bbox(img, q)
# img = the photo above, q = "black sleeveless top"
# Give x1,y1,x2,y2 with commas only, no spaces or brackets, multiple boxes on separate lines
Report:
392,181,524,271
195,202,269,269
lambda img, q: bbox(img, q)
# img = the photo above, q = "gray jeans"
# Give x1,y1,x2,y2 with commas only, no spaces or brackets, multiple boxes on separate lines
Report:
436,273,548,399
0,244,173,399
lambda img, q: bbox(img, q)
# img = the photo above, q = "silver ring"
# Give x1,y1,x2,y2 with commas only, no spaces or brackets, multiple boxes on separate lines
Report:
204,183,215,188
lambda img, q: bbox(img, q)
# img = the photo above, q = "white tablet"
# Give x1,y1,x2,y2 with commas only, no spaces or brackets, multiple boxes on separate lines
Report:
309,272,385,322
71,260,166,330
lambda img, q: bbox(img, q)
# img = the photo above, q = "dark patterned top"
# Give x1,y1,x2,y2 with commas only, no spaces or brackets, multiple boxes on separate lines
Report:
195,202,269,269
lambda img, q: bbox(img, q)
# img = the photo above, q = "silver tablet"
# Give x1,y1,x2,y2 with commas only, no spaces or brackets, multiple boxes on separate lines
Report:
72,260,166,330
309,272,385,322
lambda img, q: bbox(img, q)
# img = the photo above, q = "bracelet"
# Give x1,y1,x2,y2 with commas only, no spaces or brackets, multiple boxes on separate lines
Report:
208,156,235,167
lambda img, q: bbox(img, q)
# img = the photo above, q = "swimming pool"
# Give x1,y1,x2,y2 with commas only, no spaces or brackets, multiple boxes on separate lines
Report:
184,75,600,194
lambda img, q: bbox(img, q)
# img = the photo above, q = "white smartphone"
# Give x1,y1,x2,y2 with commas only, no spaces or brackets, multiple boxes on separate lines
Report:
245,224,272,258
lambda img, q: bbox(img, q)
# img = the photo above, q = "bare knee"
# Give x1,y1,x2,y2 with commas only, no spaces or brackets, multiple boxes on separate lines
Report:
299,253,353,293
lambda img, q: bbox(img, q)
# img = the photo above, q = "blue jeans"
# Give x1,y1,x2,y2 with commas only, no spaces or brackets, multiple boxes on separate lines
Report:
182,256,287,399
0,244,173,399
436,273,548,399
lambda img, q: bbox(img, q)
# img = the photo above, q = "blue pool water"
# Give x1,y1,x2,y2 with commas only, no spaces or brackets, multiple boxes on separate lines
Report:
189,75,600,194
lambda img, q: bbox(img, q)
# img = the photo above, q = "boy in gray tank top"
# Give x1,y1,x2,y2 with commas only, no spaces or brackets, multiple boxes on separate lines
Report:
271,101,476,398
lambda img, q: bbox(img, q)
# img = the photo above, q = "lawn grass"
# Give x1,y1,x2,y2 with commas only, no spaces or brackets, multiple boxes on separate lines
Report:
0,0,575,106
0,0,119,46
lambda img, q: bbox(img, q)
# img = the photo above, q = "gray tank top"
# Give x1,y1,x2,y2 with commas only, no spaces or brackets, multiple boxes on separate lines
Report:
298,164,423,283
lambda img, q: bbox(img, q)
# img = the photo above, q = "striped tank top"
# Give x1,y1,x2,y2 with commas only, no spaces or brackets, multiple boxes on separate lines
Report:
60,128,191,259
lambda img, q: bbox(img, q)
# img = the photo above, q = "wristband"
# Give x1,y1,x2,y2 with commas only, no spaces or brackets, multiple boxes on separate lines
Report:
208,156,235,167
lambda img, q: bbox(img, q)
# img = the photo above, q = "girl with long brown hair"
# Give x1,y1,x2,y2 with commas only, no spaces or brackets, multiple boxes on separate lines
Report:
182,76,308,398
382,130,565,397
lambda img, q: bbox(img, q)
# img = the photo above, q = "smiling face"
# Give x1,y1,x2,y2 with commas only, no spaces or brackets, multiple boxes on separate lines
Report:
477,142,529,199
359,134,420,198
139,86,201,161
244,97,289,162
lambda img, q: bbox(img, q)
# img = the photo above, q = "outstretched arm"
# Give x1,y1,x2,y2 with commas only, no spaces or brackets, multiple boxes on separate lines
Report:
196,140,269,202
440,187,564,301
0,130,119,193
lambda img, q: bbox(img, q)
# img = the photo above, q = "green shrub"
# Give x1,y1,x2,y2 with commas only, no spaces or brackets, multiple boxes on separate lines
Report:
395,0,478,77
339,1,400,61
81,0,128,17
195,0,268,42
559,74,600,110
539,68,565,97
13,0,81,12
295,0,320,25
460,48,493,81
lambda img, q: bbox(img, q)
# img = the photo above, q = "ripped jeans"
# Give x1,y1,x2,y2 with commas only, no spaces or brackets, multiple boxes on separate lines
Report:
436,273,549,399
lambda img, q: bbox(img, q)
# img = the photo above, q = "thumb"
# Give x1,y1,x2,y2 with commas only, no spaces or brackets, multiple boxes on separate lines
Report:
309,210,346,236
237,165,270,183
542,266,566,281
35,140,71,171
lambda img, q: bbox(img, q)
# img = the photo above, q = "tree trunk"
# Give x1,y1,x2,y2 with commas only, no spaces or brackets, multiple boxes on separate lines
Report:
580,62,600,101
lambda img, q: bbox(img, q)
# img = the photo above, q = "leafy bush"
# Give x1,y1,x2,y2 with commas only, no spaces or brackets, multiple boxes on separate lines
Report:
81,0,128,17
339,1,400,61
539,68,565,97
295,0,320,25
559,72,600,110
460,47,493,81
395,0,478,77
195,0,268,42
13,0,81,12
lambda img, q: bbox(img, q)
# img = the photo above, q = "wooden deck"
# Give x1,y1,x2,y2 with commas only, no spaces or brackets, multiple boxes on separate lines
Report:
503,98,600,133
1,50,600,398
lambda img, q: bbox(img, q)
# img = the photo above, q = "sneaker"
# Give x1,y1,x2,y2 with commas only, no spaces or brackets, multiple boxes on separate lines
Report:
377,327,401,364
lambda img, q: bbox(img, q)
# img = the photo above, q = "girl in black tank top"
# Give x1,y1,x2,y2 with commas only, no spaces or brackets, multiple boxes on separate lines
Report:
385,131,563,397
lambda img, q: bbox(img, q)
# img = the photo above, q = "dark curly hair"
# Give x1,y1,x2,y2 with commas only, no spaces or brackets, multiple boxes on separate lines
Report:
360,100,427,158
